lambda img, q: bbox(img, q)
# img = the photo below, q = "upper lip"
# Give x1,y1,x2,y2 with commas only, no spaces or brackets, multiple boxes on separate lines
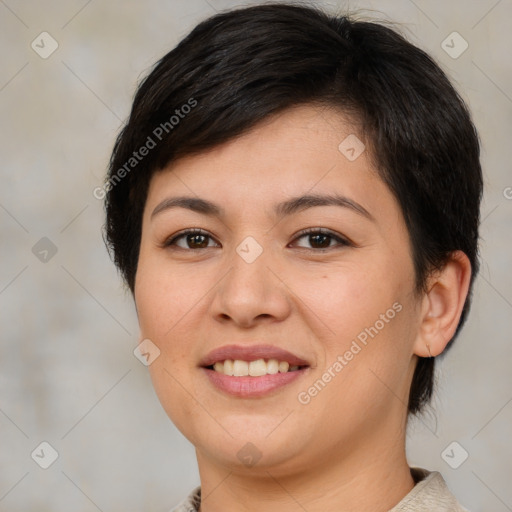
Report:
199,344,310,368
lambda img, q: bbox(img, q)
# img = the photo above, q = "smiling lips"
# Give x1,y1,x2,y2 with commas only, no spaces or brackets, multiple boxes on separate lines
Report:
200,344,310,397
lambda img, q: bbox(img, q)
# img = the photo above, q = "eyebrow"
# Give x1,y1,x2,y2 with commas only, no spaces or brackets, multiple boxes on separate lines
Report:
151,193,374,221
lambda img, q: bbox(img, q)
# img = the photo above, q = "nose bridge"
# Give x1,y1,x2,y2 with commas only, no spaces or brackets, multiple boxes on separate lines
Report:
235,234,266,267
212,235,289,325
226,235,272,297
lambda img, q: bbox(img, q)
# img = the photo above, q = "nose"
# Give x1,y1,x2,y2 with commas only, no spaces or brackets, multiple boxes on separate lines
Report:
210,241,292,328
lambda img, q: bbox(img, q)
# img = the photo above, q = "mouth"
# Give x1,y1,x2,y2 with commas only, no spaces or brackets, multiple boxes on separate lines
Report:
199,344,310,397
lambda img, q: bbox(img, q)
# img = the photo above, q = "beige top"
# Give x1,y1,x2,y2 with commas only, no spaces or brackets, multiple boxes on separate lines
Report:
171,467,470,512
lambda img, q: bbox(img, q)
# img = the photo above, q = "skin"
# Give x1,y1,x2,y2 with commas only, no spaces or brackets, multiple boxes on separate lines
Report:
134,104,471,512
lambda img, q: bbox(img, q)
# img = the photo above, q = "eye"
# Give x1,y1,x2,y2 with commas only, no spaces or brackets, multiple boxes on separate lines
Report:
290,228,351,251
163,229,220,250
163,227,351,251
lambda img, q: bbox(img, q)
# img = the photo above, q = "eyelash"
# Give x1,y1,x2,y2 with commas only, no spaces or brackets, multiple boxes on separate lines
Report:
162,227,352,252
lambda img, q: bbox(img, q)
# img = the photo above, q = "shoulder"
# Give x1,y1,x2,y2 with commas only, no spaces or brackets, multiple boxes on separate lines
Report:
389,467,470,512
169,486,201,512
170,468,470,512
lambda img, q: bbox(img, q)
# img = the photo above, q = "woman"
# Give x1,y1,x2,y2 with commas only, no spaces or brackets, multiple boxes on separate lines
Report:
104,3,482,510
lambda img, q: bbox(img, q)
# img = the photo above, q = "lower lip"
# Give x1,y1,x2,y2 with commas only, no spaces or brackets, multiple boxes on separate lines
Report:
202,367,308,397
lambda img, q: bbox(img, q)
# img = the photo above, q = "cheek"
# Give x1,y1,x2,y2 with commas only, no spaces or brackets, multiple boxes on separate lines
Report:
134,251,212,374
135,253,202,340
292,259,416,400
300,299,416,431
135,258,205,441
293,261,404,342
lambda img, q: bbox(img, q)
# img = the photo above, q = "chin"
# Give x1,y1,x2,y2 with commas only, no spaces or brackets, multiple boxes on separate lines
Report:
197,433,310,474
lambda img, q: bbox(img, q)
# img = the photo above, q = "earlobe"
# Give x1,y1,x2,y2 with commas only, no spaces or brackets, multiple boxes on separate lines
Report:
413,250,472,358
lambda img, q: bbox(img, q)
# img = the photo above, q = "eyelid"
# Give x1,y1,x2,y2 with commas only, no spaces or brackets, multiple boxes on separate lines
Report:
162,228,220,249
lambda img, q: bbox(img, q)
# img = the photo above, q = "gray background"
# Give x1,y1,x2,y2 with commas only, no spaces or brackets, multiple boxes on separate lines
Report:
0,0,511,510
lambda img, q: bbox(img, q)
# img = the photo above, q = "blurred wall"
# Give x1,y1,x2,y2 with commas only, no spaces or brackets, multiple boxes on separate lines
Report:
0,0,511,510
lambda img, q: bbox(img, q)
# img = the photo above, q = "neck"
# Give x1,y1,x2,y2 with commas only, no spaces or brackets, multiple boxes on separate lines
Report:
195,426,414,512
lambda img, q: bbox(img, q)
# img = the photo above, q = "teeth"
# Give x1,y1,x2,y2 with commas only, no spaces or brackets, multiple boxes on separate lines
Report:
278,361,289,373
223,360,234,376
249,359,267,376
267,359,279,375
233,360,249,377
211,359,304,376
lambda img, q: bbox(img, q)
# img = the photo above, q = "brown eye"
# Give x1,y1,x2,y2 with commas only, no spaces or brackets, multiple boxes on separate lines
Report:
307,233,331,249
185,233,210,249
164,229,219,250
292,229,351,251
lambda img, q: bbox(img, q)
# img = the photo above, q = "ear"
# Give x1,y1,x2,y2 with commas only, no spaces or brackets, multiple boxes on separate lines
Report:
413,250,472,358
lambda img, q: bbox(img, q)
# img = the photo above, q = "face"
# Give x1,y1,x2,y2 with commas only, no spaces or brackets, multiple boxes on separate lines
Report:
135,104,421,476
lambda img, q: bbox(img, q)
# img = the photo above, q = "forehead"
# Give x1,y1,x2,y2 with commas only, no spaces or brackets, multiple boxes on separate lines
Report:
144,104,398,224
